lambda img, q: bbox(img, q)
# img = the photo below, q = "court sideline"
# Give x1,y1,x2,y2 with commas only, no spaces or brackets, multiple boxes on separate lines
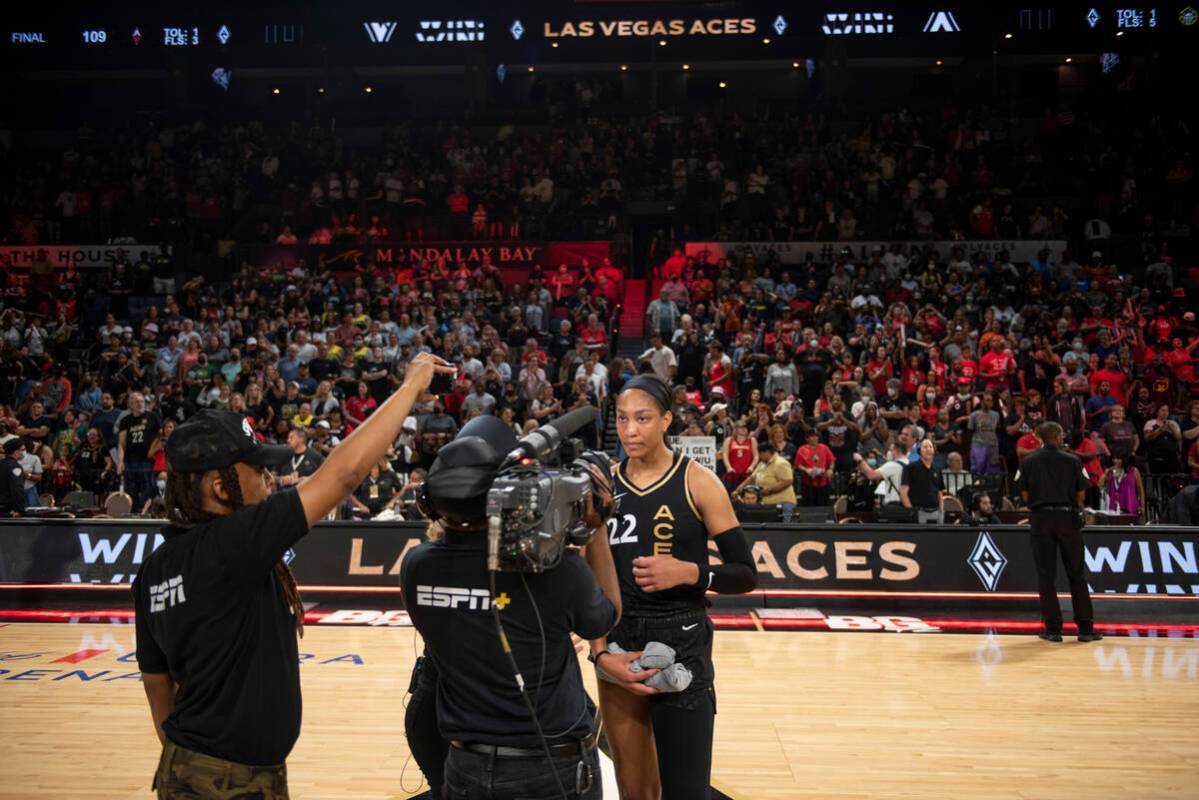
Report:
0,623,1195,799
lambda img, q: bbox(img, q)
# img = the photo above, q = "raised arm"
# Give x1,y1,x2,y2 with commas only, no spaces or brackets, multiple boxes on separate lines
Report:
296,353,452,527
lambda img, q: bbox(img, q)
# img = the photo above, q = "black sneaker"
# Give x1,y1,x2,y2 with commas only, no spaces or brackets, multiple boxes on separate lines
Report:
1077,631,1104,642
1038,631,1063,642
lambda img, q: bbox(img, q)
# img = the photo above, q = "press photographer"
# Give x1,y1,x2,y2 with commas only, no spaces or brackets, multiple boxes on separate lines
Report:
400,408,624,799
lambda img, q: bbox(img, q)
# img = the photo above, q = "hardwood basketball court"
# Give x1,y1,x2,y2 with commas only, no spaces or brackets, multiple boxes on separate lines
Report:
1,621,1195,799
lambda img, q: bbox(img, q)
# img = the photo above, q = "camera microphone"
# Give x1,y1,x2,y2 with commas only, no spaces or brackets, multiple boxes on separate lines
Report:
501,405,598,467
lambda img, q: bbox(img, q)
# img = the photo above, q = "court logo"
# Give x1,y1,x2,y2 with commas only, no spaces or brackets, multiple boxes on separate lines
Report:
968,531,1008,592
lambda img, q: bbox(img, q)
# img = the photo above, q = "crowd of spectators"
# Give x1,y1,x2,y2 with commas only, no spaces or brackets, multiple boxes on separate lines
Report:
641,242,1199,523
0,249,623,518
0,97,1195,524
2,100,1194,251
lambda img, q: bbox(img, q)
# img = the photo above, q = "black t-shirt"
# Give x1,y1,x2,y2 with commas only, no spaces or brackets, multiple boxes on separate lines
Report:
20,413,52,445
901,459,943,509
0,455,26,514
355,471,400,514
308,357,337,382
401,533,615,747
160,397,197,426
119,413,160,462
819,412,860,468
363,360,390,402
287,447,324,478
132,489,310,765
796,348,832,385
91,408,123,448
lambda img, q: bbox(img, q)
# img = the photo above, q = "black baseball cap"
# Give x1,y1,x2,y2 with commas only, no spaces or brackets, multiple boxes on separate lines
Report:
166,410,293,473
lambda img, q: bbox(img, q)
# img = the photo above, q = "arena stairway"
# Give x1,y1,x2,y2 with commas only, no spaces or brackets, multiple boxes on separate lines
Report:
605,278,650,454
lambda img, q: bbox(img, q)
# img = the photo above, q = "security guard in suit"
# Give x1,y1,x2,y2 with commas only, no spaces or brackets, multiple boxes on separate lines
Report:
1014,422,1103,643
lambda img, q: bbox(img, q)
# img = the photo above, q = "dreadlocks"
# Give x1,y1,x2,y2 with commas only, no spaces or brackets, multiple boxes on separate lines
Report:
164,465,305,637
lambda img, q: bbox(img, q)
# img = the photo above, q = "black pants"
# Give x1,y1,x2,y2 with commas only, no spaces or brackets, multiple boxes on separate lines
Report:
125,459,155,511
1029,511,1095,634
404,655,446,797
444,744,600,799
608,611,716,799
803,484,830,507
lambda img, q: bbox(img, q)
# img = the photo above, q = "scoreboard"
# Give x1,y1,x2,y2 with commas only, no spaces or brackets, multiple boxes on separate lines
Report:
3,4,1196,59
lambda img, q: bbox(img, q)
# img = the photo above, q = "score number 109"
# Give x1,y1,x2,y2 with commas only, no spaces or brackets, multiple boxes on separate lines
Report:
82,30,108,44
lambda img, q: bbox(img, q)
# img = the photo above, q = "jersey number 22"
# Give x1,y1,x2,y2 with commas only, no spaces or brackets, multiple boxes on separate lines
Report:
607,513,638,545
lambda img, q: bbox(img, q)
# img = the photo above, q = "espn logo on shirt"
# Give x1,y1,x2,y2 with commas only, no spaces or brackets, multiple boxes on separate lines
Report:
415,585,510,611
148,575,187,613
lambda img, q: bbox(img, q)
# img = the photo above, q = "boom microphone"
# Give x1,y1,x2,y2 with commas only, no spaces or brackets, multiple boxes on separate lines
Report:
501,405,599,467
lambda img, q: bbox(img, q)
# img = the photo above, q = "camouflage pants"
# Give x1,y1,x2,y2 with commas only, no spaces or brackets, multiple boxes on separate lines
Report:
154,740,289,799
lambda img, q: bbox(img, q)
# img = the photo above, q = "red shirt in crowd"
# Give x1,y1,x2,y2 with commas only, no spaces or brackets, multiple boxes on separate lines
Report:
1016,433,1042,462
866,358,892,395
580,324,607,351
1164,346,1196,384
447,191,470,214
662,253,686,279
1088,368,1129,405
929,359,948,387
1073,435,1103,486
345,394,379,423
794,443,835,487
958,358,978,383
979,351,1015,390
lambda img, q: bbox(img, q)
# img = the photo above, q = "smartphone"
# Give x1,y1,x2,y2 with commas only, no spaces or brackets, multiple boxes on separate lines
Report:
429,372,454,395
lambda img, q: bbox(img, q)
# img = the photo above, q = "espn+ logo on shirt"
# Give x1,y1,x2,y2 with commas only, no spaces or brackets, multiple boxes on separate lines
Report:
148,575,187,613
415,585,510,611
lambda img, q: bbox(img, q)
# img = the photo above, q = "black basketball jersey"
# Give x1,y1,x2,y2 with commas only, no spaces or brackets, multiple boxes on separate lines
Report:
612,450,709,618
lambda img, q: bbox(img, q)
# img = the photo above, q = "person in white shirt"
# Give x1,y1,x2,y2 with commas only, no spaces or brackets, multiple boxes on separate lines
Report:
853,442,908,505
763,351,800,398
637,334,677,384
294,332,318,364
576,353,609,401
460,345,485,381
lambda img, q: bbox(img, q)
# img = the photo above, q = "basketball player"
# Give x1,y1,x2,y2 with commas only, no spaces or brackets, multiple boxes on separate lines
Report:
592,374,757,799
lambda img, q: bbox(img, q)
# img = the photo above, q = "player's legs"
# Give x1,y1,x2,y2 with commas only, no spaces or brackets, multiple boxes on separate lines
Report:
649,687,716,800
598,680,660,800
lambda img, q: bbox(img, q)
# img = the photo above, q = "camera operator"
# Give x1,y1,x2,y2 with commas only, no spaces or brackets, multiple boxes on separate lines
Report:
400,414,621,799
